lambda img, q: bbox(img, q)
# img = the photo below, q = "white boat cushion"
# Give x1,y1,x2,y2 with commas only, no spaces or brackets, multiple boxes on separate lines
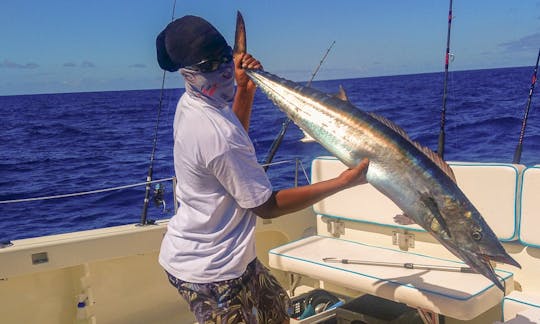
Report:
311,157,521,241
450,162,522,241
518,166,540,247
269,235,514,320
311,157,423,232
503,291,540,321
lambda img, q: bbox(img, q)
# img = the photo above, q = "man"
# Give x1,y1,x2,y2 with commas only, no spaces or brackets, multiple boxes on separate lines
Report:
156,15,370,323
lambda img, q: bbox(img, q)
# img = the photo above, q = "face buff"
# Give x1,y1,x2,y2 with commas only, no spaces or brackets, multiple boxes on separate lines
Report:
180,61,235,108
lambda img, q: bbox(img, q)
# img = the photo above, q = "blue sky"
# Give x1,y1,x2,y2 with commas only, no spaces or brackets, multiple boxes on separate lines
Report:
1,0,539,95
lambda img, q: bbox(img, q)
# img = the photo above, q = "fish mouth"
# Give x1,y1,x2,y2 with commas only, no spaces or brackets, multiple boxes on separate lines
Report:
465,252,504,291
483,252,521,269
460,250,520,292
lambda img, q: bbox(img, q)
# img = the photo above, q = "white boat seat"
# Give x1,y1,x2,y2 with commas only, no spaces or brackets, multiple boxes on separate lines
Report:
269,235,514,321
311,157,523,241
268,158,522,320
311,156,424,233
518,165,540,247
449,162,523,241
502,291,540,322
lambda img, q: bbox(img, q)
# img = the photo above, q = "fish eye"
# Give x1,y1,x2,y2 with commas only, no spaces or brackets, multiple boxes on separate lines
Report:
472,231,482,241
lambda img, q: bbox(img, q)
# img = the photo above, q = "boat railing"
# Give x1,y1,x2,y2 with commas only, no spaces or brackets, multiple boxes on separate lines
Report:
0,158,311,246
261,158,312,188
0,158,309,207
0,177,175,205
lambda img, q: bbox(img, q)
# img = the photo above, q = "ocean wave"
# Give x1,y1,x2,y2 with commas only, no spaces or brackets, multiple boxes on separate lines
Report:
3,66,539,240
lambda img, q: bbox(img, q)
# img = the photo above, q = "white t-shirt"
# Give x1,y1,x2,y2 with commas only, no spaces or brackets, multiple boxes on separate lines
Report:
159,93,273,283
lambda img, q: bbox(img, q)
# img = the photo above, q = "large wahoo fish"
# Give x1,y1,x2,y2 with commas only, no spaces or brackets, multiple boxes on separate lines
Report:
234,12,520,291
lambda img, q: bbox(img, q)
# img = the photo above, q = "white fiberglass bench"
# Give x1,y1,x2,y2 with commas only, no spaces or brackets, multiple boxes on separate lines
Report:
500,165,540,323
518,165,540,249
269,157,522,322
502,291,540,323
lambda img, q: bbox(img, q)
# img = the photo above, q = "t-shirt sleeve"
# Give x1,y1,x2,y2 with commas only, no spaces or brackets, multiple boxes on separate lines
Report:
208,146,273,209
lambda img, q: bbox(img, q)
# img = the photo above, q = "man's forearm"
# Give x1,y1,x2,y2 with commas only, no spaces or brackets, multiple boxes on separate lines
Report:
253,177,349,219
252,159,369,219
232,85,256,131
274,177,347,214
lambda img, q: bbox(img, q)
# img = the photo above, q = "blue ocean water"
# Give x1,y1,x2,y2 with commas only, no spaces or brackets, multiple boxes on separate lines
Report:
1,66,539,241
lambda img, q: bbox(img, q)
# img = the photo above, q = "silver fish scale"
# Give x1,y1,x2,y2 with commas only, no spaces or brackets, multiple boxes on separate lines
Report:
246,68,519,291
248,70,376,166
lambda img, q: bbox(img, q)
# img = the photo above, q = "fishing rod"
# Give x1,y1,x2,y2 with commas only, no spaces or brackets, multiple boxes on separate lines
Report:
437,0,453,159
322,257,475,273
513,48,540,164
140,0,177,226
263,40,336,172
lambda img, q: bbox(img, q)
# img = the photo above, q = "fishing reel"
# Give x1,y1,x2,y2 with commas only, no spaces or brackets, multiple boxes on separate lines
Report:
152,183,168,213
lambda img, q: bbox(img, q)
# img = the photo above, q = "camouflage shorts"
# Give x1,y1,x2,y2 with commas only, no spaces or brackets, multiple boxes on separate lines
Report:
166,258,290,324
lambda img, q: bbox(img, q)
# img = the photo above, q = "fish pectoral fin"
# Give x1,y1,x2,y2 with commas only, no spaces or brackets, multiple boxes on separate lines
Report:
420,194,451,238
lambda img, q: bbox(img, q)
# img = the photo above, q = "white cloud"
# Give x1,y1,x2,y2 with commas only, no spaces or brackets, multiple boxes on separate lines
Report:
0,59,39,69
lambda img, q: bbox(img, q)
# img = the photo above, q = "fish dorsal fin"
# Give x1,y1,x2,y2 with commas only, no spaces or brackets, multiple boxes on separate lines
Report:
368,112,456,183
335,85,349,102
